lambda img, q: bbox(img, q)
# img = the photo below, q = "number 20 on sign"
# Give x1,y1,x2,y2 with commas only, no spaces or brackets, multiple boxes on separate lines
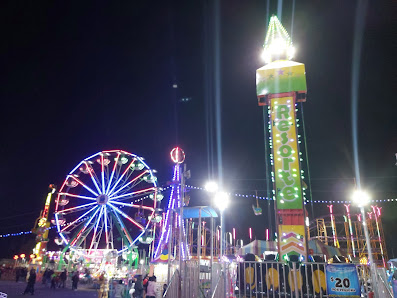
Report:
326,264,361,297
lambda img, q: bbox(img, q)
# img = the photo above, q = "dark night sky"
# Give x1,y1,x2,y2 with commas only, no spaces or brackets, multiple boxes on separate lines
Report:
0,0,396,258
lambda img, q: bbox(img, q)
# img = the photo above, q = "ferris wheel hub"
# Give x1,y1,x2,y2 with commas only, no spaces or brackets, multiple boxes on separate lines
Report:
96,194,109,205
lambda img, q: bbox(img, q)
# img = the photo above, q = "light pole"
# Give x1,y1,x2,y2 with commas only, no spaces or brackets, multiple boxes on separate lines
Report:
352,190,378,296
213,192,229,258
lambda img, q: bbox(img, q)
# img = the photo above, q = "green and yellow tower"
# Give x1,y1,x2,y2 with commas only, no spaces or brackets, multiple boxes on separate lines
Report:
256,16,308,261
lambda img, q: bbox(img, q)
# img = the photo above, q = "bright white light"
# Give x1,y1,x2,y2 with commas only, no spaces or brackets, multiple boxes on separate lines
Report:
352,190,370,207
205,181,219,193
213,192,230,211
139,259,144,265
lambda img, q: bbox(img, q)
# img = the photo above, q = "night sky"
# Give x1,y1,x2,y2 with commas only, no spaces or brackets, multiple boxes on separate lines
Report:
1,0,396,258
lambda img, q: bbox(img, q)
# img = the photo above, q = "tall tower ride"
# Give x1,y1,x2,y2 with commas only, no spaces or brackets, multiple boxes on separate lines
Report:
256,16,308,261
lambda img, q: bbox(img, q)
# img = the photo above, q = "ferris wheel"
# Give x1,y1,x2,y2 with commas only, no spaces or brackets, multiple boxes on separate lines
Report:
54,150,161,255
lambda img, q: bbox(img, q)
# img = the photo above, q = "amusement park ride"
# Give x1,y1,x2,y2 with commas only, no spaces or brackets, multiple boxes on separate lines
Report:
25,16,390,295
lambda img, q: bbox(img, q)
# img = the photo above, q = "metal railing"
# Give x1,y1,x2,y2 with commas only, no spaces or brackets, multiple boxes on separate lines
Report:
163,269,180,298
211,271,225,298
163,260,385,298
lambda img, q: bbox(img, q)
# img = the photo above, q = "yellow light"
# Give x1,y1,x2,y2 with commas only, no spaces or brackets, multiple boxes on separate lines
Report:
20,254,25,258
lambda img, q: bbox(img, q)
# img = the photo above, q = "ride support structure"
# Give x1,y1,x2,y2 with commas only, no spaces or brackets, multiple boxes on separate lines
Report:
256,16,308,261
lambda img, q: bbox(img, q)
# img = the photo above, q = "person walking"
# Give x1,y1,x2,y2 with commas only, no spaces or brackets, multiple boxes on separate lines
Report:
133,276,143,298
72,271,79,290
59,269,67,288
23,269,36,295
146,276,157,298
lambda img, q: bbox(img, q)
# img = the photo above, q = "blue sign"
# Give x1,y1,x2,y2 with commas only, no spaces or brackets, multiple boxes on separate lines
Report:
326,264,361,297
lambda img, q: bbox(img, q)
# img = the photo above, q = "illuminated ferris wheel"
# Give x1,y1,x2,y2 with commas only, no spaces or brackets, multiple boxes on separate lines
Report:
54,150,161,255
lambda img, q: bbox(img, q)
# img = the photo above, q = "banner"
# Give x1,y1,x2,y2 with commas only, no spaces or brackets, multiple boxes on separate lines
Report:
326,264,360,297
271,96,303,209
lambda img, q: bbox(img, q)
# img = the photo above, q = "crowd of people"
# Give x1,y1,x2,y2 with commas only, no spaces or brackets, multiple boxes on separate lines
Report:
4,266,164,297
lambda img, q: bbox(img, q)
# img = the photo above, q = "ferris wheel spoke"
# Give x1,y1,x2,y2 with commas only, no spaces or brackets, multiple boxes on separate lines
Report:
100,154,106,194
110,209,134,245
107,158,136,196
70,207,101,246
103,206,109,249
110,170,148,197
83,161,102,195
58,192,96,201
60,206,98,232
108,203,144,230
89,206,104,250
109,187,156,201
58,202,97,215
105,152,120,195
110,201,155,212
70,175,99,197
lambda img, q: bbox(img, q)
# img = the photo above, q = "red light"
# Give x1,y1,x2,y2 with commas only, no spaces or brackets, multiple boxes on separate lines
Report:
13,255,18,260
170,147,185,164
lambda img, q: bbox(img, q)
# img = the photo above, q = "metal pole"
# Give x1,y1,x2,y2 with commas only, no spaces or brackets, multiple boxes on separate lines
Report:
198,208,202,298
360,207,378,297
220,210,223,258
179,164,185,282
167,210,174,285
210,216,214,295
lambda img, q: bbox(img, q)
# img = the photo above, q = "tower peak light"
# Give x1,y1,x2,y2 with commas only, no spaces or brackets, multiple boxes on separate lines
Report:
261,15,295,63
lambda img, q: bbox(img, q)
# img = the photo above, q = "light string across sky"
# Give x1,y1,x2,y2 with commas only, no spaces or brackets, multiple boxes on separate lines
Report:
1,183,396,239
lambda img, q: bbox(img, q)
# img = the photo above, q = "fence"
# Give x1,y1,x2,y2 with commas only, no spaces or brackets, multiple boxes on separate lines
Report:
163,260,395,298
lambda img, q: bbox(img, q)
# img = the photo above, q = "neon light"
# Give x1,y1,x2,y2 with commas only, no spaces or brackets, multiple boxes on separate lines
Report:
233,228,236,240
57,202,97,214
108,203,144,230
249,228,253,241
104,206,109,249
107,158,137,196
328,205,339,248
60,206,98,232
344,204,356,257
110,170,149,197
371,205,386,267
266,228,269,241
106,152,120,194
70,207,100,246
110,187,156,201
58,192,96,201
69,175,99,197
89,206,104,249
100,154,105,194
110,201,154,212
83,161,102,195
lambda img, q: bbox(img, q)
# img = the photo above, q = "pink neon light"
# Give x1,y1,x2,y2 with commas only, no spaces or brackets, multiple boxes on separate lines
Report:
249,228,252,240
109,203,144,230
70,175,98,197
110,186,156,200
83,161,102,195
107,158,137,195
233,228,236,240
266,229,269,241
217,229,220,241
357,214,362,222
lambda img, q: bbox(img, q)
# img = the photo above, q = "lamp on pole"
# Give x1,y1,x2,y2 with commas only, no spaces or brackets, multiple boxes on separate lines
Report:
352,190,378,295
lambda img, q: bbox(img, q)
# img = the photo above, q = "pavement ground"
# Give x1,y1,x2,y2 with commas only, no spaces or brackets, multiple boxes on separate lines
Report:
0,280,97,298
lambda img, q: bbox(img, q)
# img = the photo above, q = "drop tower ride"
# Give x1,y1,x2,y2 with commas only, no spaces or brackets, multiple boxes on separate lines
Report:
256,16,308,261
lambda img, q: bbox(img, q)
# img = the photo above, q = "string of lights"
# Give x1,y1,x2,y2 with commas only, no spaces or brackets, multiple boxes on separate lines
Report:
186,185,397,204
1,184,394,239
0,186,172,239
